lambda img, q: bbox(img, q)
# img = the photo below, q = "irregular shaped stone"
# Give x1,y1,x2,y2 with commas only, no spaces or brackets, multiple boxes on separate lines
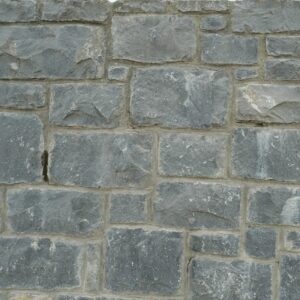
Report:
7,188,103,235
189,233,239,257
236,84,300,124
176,0,227,12
9,294,52,300
232,128,300,181
49,132,152,188
280,255,300,300
0,0,37,22
159,133,228,177
0,26,105,79
200,15,227,31
245,227,276,259
0,83,46,109
42,0,110,22
154,182,241,229
232,0,300,33
0,112,43,184
267,36,300,57
105,228,183,294
49,83,124,128
201,34,258,65
112,15,196,63
131,67,231,129
234,68,258,80
114,0,167,12
265,59,300,80
284,231,300,251
108,65,130,81
190,258,272,300
110,192,148,224
85,243,101,292
0,237,82,289
248,186,300,226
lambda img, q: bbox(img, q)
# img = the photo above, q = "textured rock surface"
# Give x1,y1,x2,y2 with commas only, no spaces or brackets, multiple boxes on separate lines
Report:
85,243,101,292
265,59,300,80
284,231,300,252
176,0,228,12
234,68,258,80
0,0,37,22
114,0,167,12
267,36,300,57
200,15,227,31
108,65,130,81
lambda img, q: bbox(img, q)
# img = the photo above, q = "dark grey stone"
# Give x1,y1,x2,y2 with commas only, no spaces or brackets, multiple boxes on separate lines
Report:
265,59,300,80
245,227,276,259
201,34,258,65
284,231,300,251
7,188,103,235
49,132,153,188
0,26,105,79
108,65,130,81
201,15,227,31
0,0,37,22
159,133,228,177
190,258,272,300
0,112,43,184
0,237,82,289
131,67,231,129
85,243,101,292
176,0,228,12
112,15,196,63
234,68,258,80
105,228,183,294
189,233,239,257
232,128,300,181
267,36,300,57
114,0,167,12
49,83,124,128
154,182,241,229
236,84,300,124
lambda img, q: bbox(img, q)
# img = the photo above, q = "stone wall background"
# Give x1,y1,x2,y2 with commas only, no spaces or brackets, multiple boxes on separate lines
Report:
0,0,300,299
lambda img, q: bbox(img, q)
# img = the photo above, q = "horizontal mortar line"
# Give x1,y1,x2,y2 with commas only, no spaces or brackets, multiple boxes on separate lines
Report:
0,21,109,26
245,222,300,231
234,122,300,129
0,78,118,84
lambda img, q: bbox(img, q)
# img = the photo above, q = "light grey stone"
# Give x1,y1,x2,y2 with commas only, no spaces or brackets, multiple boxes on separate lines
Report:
154,182,241,229
265,59,300,80
114,0,167,12
85,243,101,292
267,36,300,57
105,228,183,294
42,0,110,22
112,15,196,63
9,293,52,300
248,186,300,226
108,65,130,81
201,15,227,31
131,67,231,129
110,192,148,224
0,237,82,289
232,0,300,33
190,258,272,300
234,68,258,80
176,0,228,12
201,34,258,65
58,296,139,300
245,227,276,259
0,112,43,184
0,190,4,233
49,132,153,188
49,83,124,128
232,128,300,181
0,83,46,109
159,133,228,178
0,26,105,79
284,231,300,251
7,188,103,235
0,0,37,22
189,233,239,257
236,84,300,124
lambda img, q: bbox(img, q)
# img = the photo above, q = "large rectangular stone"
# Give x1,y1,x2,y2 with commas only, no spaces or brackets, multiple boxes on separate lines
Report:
112,15,196,63
0,0,37,22
49,133,153,188
267,36,300,57
265,59,300,80
131,67,231,129
114,0,167,13
154,182,241,229
0,26,105,79
232,128,300,181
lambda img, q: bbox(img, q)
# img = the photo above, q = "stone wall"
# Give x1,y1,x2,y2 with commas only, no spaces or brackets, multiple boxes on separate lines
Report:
0,0,300,299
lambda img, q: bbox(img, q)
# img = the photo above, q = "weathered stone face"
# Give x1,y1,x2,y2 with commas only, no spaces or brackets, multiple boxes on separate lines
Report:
114,0,167,13
176,0,228,12
284,231,300,252
265,59,300,80
234,68,258,80
266,36,300,57
108,65,130,81
0,0,37,22
200,15,227,31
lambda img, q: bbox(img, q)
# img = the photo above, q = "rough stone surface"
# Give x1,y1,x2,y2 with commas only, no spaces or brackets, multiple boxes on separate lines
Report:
131,67,231,128
49,83,124,128
232,128,300,181
0,0,37,22
7,188,103,235
190,258,272,300
154,182,241,229
284,231,300,251
114,0,167,12
189,233,240,257
105,228,183,294
234,68,258,80
159,133,228,177
85,243,101,292
267,36,300,57
112,15,196,63
9,294,52,300
0,26,105,79
201,34,258,65
200,15,227,31
265,59,300,80
176,0,228,12
0,190,4,233
108,65,130,81
49,132,153,188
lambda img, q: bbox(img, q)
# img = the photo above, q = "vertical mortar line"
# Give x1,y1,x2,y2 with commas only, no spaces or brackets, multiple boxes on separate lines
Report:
239,186,249,258
258,34,266,81
36,0,43,21
1,188,8,233
81,242,88,292
194,15,201,64
123,67,134,129
183,229,191,300
103,7,113,81
273,227,284,300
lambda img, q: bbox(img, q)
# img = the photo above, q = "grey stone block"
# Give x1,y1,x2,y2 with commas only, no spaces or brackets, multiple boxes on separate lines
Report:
176,0,228,12
232,128,300,181
201,34,258,65
234,68,258,80
131,67,231,129
159,133,228,177
0,0,37,22
267,36,300,57
0,112,43,184
49,132,153,188
49,83,124,128
85,243,101,292
189,233,239,257
7,188,103,235
154,182,241,229
112,15,196,63
190,258,272,300
200,15,227,31
284,231,300,251
0,237,82,289
105,228,183,294
0,26,105,79
0,190,4,233
114,0,167,12
9,294,52,300
265,59,300,80
108,65,130,81
236,84,300,124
